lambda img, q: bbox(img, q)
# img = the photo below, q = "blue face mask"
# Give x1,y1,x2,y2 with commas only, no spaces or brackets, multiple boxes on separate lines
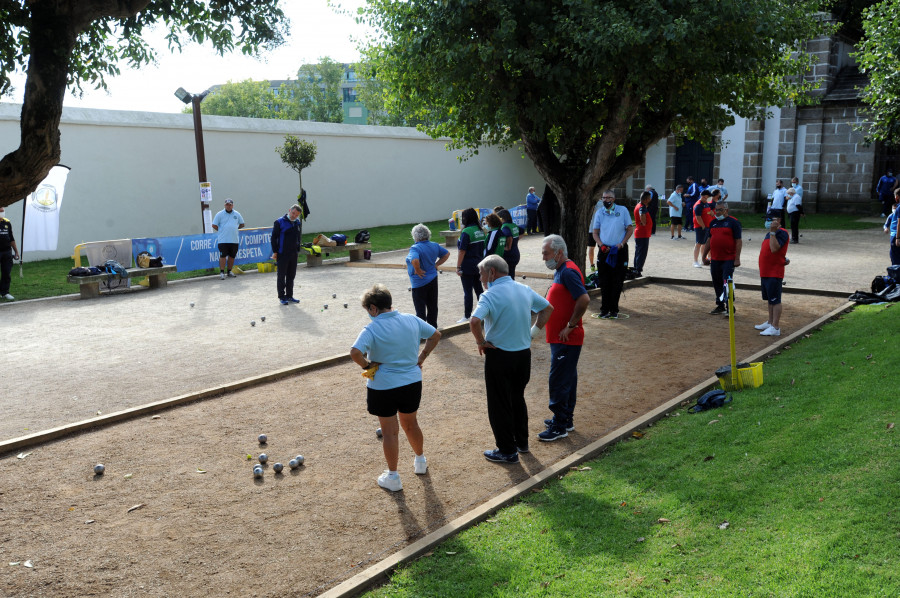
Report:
716,214,725,221
764,220,773,230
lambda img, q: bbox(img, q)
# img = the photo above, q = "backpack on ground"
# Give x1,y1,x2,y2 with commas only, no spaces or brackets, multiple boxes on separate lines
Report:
688,389,733,413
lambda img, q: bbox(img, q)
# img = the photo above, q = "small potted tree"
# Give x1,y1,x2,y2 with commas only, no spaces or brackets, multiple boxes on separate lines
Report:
276,135,317,226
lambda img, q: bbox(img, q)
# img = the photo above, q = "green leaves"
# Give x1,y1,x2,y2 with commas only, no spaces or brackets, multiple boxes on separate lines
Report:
276,135,318,175
856,0,900,144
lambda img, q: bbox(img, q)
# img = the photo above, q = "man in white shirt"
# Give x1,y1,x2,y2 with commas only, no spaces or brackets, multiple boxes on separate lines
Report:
666,184,684,240
770,180,787,223
711,178,729,202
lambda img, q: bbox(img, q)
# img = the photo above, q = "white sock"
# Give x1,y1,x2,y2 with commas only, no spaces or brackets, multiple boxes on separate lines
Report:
388,470,398,477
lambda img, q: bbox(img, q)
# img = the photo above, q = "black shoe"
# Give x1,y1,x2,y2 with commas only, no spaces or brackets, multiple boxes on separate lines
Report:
484,449,519,464
517,445,530,454
543,418,574,432
599,311,610,319
710,305,727,315
607,312,619,319
538,427,569,442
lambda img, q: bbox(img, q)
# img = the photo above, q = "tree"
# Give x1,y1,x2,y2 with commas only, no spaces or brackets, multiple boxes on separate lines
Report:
361,0,828,271
290,57,345,123
0,1,288,208
855,0,900,144
193,79,282,120
276,135,317,199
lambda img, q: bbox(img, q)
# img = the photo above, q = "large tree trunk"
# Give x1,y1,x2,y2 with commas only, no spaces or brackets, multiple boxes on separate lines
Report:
0,1,152,208
0,6,77,207
556,187,596,276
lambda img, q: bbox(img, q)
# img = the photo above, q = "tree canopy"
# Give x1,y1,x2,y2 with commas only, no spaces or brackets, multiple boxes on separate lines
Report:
0,0,289,207
292,57,345,124
190,79,285,120
360,0,828,270
856,0,900,144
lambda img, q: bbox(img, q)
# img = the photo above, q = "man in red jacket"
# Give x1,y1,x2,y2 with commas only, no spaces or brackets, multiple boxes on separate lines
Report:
539,235,590,441
704,202,742,315
755,208,790,336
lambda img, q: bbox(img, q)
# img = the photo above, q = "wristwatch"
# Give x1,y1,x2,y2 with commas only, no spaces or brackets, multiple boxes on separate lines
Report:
567,322,578,329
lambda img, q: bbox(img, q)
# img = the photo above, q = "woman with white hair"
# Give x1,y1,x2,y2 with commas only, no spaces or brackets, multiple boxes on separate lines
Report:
406,223,450,327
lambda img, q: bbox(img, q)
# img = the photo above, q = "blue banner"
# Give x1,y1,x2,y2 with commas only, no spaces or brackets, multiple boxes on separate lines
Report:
132,228,273,272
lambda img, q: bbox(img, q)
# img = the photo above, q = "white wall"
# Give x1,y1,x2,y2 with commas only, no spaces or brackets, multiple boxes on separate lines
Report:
762,106,782,194
643,141,667,192
0,104,541,260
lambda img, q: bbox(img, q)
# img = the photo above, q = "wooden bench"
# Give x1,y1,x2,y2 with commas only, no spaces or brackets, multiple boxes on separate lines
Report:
67,265,177,299
305,242,372,267
439,230,460,247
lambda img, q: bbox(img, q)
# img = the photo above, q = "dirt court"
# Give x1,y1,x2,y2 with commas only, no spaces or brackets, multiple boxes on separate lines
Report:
0,280,846,597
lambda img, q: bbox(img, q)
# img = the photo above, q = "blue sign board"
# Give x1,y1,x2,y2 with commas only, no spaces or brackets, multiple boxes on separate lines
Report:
133,228,273,272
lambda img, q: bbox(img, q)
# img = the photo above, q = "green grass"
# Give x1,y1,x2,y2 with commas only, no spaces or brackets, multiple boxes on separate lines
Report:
5,219,446,301
728,210,884,230
364,304,900,597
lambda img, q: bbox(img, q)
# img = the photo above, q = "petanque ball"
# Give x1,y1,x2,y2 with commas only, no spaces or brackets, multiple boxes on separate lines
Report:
94,463,105,475
251,321,256,327
190,302,195,308
260,316,266,322
332,293,336,298
258,434,267,444
289,459,299,470
344,303,348,308
258,453,268,464
253,466,263,478
295,455,305,466
324,304,328,309
272,462,284,473
376,427,383,438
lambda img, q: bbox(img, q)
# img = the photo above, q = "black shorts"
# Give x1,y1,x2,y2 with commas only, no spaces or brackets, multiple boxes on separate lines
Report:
670,216,683,225
367,381,422,417
218,243,239,258
760,277,783,305
694,228,708,244
587,232,596,247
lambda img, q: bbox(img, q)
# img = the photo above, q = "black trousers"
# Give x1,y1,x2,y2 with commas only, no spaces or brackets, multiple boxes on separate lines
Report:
277,252,298,299
411,277,439,327
484,347,531,454
526,209,538,234
0,249,12,295
789,211,801,243
597,244,628,314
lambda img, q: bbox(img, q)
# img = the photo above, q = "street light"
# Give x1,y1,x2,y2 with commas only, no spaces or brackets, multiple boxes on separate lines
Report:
175,87,211,232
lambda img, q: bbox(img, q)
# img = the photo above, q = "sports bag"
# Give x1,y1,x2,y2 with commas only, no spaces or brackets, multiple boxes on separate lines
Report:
689,389,733,413
68,267,93,277
331,234,347,246
101,260,128,277
136,251,163,268
355,230,370,243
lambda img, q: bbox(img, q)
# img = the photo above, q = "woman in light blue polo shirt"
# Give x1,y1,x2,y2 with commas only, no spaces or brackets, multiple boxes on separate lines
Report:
350,284,442,492
406,223,450,327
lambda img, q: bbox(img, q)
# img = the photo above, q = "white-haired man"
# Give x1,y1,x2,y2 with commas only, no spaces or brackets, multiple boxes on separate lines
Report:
538,235,590,441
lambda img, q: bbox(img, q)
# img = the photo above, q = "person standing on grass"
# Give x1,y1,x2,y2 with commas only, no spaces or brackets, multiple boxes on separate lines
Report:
271,204,303,305
212,198,245,280
756,209,790,336
456,207,486,323
350,284,442,492
538,235,590,442
406,223,450,328
886,190,900,266
667,184,684,240
497,209,520,279
632,190,653,276
469,255,553,464
0,206,20,301
704,202,742,316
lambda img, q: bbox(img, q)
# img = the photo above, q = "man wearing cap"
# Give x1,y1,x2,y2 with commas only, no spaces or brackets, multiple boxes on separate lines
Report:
0,206,20,301
591,190,634,319
876,169,897,218
212,198,245,280
271,204,303,305
755,209,790,336
704,201,742,315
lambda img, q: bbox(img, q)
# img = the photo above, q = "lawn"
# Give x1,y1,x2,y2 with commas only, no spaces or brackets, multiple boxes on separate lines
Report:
4,219,447,301
364,303,900,597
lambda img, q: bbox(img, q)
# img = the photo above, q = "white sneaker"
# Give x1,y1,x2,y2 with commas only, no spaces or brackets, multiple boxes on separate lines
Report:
227,271,236,278
456,317,469,324
377,471,402,491
2,293,13,300
760,326,781,336
220,272,226,280
693,262,702,268
754,321,771,330
414,455,427,475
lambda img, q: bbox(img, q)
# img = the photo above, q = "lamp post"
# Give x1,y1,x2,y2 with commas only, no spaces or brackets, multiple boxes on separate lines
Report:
175,87,211,232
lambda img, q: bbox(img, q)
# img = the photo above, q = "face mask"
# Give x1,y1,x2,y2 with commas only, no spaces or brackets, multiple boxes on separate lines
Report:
0,212,5,219
603,201,613,210
544,258,558,270
764,220,772,230
716,215,725,221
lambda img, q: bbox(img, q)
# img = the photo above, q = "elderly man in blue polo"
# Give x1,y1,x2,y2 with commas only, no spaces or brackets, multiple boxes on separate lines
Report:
469,255,554,464
591,189,634,319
